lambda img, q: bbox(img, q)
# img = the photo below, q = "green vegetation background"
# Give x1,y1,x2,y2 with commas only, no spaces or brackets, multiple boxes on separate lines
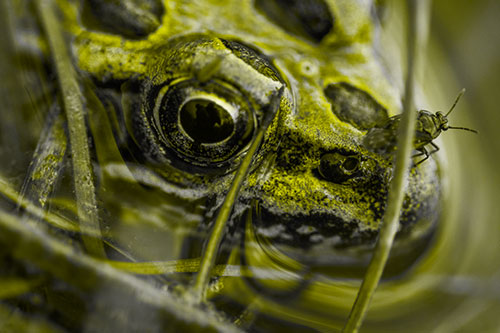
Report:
433,0,500,262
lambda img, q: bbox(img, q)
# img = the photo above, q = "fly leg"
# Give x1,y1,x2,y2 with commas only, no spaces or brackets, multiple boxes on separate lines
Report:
415,142,440,166
428,141,440,156
413,147,429,166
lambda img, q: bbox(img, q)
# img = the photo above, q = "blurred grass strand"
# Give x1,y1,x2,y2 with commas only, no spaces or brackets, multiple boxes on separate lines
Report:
192,87,283,303
35,1,105,257
0,278,44,299
0,176,80,233
0,208,242,333
342,0,431,331
109,258,303,279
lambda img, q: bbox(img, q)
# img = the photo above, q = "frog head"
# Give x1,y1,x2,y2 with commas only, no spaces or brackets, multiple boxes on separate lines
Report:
73,0,441,274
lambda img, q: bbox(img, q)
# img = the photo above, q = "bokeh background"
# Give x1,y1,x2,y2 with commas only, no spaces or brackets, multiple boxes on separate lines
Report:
433,0,500,166
418,0,500,330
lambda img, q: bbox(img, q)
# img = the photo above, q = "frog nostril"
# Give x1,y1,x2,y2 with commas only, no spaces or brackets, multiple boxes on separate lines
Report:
318,152,360,184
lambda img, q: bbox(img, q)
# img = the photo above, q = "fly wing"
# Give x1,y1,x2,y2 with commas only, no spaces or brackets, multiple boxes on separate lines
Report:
361,113,400,156
362,126,398,157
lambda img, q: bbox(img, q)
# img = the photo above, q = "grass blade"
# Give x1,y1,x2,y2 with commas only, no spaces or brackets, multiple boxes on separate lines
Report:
18,105,67,210
342,0,432,331
0,176,81,233
35,1,105,257
0,278,44,299
192,87,284,303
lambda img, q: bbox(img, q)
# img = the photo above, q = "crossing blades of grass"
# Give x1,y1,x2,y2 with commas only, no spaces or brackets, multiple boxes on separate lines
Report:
35,1,105,257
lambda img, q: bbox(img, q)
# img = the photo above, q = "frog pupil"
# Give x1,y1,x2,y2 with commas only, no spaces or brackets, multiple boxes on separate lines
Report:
342,157,359,172
179,99,234,143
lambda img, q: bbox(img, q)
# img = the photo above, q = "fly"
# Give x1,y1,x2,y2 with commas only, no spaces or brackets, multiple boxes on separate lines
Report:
362,89,477,165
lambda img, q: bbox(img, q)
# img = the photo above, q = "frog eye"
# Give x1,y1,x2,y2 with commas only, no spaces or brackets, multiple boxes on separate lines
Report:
152,78,255,168
122,35,286,174
318,152,361,183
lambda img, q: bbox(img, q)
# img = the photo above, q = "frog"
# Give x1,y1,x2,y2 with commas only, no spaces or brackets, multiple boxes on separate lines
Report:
67,0,440,267
2,0,443,331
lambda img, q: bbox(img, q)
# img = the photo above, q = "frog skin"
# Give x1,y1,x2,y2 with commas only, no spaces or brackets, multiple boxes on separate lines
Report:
54,0,442,271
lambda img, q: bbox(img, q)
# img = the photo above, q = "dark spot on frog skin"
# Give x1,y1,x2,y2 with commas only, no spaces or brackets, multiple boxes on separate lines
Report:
324,82,389,130
254,0,334,43
81,0,164,39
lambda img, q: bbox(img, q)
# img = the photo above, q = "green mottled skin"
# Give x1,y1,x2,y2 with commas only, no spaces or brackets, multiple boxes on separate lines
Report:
59,0,440,252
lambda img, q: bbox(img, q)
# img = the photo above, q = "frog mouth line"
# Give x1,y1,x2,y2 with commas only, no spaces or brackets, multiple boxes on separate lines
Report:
252,203,378,250
246,201,437,279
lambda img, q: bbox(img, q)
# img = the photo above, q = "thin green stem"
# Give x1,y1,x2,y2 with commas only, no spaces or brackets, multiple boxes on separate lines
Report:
35,1,105,257
0,176,81,233
342,0,431,331
192,87,284,303
18,108,67,210
0,277,44,300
